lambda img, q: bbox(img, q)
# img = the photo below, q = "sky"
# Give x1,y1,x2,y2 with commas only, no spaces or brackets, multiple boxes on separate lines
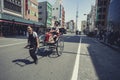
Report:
38,0,95,29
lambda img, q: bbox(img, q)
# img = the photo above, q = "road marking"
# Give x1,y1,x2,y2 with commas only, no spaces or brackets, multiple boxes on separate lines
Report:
0,42,26,48
71,36,82,80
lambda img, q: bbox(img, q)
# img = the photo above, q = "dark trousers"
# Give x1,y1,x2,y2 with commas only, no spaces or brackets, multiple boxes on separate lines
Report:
29,46,38,62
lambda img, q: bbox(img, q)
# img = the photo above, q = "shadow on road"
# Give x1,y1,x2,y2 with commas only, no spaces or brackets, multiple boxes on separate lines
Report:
37,47,59,58
12,56,44,67
63,35,80,43
12,59,34,67
82,36,120,80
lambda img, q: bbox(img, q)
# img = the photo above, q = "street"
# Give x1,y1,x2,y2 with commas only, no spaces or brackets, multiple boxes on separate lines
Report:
0,34,120,80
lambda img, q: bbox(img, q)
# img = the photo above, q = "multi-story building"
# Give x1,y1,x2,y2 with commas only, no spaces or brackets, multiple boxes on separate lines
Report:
24,0,38,22
66,20,75,32
90,5,96,32
0,0,23,36
38,1,52,28
107,0,120,32
52,0,65,28
0,0,43,36
0,0,23,17
86,5,96,33
95,0,110,30
81,21,87,33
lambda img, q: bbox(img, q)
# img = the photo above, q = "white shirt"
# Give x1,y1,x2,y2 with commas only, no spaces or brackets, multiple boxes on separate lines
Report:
27,31,38,38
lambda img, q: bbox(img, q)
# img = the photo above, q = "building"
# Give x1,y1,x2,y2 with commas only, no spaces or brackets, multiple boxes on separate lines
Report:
107,0,120,32
66,20,75,32
0,0,43,37
81,21,87,33
86,5,96,33
0,0,24,36
95,0,110,30
86,14,90,33
90,5,96,32
38,1,52,28
52,0,65,28
24,0,38,22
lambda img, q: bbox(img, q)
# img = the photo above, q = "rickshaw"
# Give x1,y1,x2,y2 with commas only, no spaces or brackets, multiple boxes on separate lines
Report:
39,29,64,56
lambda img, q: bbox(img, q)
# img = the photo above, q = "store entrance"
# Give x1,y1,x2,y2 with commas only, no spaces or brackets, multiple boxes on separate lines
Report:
1,23,27,37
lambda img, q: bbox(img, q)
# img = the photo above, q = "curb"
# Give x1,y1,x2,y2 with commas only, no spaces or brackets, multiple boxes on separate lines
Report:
99,40,120,53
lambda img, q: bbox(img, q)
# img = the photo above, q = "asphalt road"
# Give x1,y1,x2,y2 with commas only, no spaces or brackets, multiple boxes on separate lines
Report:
0,34,120,80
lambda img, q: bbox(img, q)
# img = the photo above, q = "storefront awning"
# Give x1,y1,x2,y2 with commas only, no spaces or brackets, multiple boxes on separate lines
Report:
0,13,44,27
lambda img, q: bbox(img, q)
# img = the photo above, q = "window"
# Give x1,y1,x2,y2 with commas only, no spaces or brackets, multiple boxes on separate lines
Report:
28,9,30,14
98,8,102,12
103,8,106,12
39,6,42,9
39,18,42,20
56,8,58,10
39,12,42,14
98,15,102,19
102,21,105,25
34,13,36,16
53,16,56,19
104,1,107,5
53,8,54,10
102,15,105,19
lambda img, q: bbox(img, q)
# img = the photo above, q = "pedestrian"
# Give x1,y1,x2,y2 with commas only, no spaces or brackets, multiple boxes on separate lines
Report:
26,26,39,64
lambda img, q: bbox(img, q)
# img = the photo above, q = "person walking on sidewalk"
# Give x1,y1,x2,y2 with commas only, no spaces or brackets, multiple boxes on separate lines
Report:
26,26,39,64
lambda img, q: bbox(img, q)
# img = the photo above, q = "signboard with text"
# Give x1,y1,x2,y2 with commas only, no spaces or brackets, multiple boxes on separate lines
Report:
4,0,22,13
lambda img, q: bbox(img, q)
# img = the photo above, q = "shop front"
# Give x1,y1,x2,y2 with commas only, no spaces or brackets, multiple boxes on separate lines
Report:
0,13,44,37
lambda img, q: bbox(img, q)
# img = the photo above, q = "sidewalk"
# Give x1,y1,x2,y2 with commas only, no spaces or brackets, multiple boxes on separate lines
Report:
0,36,27,39
98,39,120,53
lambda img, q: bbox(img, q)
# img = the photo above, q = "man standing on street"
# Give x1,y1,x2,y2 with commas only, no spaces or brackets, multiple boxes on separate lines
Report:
26,26,39,64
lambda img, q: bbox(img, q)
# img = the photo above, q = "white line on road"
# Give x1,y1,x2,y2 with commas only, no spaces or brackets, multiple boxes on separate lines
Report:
0,42,26,48
71,36,82,80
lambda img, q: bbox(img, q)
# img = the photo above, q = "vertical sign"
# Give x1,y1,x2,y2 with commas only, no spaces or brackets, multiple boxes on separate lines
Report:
25,0,28,15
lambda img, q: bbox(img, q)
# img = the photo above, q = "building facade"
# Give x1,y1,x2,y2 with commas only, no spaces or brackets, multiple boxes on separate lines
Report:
1,0,23,17
96,0,110,30
81,21,87,33
38,1,52,28
107,0,120,31
86,5,96,33
0,0,43,37
66,20,75,32
90,5,96,32
52,0,65,28
24,0,38,22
